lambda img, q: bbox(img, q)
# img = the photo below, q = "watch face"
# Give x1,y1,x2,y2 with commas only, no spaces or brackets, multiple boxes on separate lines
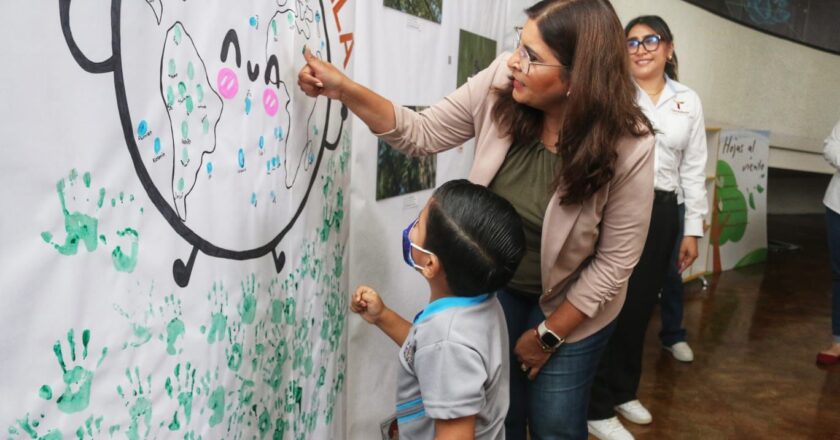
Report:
540,331,561,347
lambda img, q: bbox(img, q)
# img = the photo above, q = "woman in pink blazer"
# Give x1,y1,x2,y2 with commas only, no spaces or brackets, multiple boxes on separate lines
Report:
299,1,654,438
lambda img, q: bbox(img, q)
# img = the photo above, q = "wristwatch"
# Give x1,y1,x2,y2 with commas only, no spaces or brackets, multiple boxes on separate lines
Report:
536,321,565,352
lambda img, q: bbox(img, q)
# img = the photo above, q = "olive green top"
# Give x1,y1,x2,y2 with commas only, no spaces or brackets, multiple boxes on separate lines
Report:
488,140,563,296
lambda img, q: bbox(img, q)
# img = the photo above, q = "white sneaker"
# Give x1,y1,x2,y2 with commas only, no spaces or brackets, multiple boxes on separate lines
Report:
614,400,652,425
665,341,695,362
588,417,634,440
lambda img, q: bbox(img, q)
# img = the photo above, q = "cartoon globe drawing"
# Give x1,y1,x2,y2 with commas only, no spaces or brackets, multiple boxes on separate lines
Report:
60,0,348,286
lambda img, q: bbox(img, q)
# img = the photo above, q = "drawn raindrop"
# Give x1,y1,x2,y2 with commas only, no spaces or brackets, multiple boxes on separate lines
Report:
206,161,214,175
187,61,195,81
166,86,175,107
178,81,187,99
168,59,177,77
185,95,194,115
196,83,205,103
154,137,162,155
181,121,189,140
174,23,183,44
250,192,258,207
137,120,148,138
238,148,246,169
259,136,265,151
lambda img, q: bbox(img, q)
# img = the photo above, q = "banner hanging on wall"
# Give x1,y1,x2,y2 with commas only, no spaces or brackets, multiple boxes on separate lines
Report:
1,0,353,438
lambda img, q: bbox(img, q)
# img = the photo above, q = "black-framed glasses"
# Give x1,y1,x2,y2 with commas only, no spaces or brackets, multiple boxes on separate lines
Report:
514,26,565,75
626,34,662,54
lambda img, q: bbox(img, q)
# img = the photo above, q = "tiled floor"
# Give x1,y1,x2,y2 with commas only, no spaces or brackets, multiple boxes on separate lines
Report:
616,214,840,439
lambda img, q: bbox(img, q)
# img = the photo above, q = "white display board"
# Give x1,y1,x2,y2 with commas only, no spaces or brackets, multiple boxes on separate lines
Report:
711,129,770,271
1,1,353,438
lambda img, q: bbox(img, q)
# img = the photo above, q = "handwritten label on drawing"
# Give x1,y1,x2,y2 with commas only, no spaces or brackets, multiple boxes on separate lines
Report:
721,135,766,173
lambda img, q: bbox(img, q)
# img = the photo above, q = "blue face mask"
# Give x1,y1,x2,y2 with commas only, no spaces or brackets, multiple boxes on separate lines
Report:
402,219,434,271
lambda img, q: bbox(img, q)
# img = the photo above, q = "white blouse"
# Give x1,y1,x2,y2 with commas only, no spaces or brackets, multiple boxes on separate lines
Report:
822,119,840,214
635,77,708,237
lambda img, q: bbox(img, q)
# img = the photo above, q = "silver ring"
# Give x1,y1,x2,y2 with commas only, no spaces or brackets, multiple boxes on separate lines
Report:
520,363,529,372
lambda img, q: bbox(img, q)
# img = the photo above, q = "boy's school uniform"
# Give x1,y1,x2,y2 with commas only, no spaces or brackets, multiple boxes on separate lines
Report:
393,294,509,439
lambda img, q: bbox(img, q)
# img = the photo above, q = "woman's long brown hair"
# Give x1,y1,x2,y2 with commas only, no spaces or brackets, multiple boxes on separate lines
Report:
493,0,653,205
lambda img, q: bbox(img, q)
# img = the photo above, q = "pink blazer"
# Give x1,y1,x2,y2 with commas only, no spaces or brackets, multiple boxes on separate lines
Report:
377,53,654,342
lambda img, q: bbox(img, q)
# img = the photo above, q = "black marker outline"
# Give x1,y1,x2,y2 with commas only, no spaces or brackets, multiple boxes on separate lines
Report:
59,0,348,286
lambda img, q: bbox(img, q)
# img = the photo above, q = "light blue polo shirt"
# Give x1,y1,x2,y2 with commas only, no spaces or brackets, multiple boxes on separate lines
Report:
394,294,509,439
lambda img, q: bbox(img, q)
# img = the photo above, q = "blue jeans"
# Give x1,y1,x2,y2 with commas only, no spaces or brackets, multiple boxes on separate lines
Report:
497,288,616,440
826,208,840,341
659,204,687,346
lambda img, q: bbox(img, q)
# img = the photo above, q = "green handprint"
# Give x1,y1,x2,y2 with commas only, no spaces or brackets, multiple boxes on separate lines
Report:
201,282,229,344
117,367,153,440
262,327,290,391
111,227,140,273
49,329,108,414
239,274,258,325
42,169,106,256
8,413,62,440
164,362,197,431
74,415,105,439
160,294,186,356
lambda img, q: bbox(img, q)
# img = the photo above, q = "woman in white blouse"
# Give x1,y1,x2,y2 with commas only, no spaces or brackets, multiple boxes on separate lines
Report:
588,15,708,440
819,119,840,366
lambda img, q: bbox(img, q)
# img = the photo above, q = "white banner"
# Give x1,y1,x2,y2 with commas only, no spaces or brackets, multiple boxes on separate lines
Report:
1,0,352,438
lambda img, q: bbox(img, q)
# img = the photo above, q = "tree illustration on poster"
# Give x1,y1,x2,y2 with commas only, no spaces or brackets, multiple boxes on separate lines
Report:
711,160,747,273
709,129,769,273
681,0,840,55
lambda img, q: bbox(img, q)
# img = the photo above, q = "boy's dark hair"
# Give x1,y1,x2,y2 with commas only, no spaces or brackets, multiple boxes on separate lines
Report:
423,180,526,297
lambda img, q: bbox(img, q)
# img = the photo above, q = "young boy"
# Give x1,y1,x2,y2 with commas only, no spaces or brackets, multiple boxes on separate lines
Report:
351,179,526,440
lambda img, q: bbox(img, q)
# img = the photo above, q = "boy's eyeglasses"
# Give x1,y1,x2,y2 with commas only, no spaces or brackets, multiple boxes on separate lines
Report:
626,34,662,54
514,26,566,75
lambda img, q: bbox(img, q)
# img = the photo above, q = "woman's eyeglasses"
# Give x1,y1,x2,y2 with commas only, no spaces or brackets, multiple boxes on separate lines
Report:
626,34,662,54
514,26,565,75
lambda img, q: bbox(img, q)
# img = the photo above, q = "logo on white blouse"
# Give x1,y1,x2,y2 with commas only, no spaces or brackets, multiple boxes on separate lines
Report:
672,99,689,114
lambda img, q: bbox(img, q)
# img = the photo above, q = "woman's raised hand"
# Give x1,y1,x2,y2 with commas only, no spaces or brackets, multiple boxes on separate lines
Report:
298,46,346,100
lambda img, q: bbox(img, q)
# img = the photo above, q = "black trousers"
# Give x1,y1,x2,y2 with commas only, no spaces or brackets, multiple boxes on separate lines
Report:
588,191,679,420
